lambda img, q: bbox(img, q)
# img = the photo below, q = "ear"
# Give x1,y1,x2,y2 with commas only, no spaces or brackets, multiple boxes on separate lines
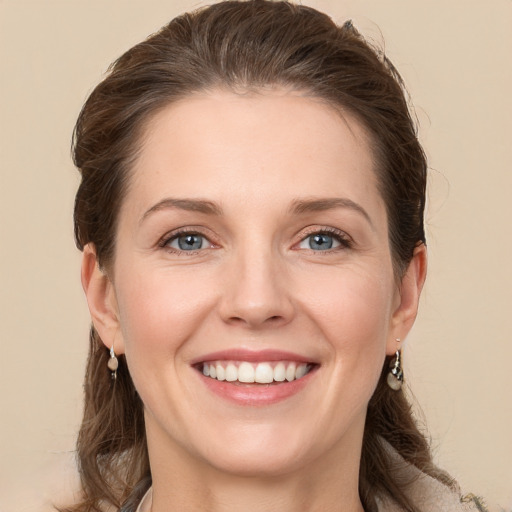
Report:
81,244,124,354
386,243,427,355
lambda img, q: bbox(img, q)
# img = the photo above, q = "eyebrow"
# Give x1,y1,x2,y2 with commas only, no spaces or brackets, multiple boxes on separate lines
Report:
140,198,223,224
140,196,373,228
290,197,373,228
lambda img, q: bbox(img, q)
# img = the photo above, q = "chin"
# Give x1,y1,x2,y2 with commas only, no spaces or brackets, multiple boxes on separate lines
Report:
185,416,349,479
202,445,311,478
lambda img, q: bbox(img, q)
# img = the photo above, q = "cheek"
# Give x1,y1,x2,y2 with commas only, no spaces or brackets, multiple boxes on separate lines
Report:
298,264,394,391
300,263,395,343
114,264,217,360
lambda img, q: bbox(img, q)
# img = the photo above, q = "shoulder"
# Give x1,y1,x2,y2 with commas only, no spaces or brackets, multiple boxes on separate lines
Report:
376,439,490,512
0,452,81,512
377,472,490,512
392,476,488,512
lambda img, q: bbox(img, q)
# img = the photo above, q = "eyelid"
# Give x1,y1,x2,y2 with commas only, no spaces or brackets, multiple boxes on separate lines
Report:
158,226,218,252
295,226,353,250
156,225,352,253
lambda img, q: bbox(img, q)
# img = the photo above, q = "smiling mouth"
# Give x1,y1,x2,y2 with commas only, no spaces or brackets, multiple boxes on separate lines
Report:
197,361,315,384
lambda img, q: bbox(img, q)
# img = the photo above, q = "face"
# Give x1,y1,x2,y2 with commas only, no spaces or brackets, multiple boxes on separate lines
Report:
84,88,424,479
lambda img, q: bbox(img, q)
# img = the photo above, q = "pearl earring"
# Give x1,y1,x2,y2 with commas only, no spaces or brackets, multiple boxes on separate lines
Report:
107,344,119,379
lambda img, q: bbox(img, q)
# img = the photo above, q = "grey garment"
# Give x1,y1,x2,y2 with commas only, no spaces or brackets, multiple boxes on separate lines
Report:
375,440,486,512
121,476,151,512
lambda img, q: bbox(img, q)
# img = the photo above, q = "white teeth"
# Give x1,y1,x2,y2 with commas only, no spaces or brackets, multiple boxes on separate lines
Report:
274,362,286,382
296,364,308,379
225,363,237,382
216,364,225,381
285,363,296,382
202,361,312,383
238,362,255,383
254,363,274,384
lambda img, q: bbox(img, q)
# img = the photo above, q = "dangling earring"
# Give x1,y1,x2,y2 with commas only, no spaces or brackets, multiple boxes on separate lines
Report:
107,344,119,379
387,348,403,391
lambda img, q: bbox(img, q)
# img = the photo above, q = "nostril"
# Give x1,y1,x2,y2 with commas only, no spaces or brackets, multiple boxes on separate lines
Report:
226,314,286,328
220,287,294,328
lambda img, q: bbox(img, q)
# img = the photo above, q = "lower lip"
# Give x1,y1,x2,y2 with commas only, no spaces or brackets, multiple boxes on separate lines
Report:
197,368,317,406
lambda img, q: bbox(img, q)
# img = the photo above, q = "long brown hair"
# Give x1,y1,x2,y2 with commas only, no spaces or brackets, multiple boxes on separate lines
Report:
71,2,455,511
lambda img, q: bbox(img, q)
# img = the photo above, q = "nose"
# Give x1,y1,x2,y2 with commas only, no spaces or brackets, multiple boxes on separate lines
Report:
218,246,294,329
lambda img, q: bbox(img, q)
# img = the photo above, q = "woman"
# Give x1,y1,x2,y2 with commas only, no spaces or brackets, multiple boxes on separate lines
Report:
69,1,485,511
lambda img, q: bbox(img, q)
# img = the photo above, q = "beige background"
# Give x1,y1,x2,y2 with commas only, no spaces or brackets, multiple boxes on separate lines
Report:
1,0,511,508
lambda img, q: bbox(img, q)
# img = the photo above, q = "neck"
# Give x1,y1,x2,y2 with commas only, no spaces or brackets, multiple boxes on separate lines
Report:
150,472,364,512
146,417,366,512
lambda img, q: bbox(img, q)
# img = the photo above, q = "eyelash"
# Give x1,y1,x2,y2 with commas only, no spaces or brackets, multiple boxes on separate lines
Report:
297,227,353,252
158,226,353,254
158,228,215,255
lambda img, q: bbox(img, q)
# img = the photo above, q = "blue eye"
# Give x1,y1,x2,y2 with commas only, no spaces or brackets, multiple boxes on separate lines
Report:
169,233,207,251
299,233,342,251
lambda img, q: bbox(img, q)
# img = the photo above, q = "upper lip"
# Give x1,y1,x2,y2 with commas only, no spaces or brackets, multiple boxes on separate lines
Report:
190,349,317,365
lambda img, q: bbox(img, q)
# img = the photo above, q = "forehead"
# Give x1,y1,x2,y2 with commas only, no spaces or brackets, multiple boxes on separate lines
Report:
126,88,382,218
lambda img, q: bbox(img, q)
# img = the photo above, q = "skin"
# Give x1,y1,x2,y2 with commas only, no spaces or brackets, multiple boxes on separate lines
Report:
82,88,426,512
